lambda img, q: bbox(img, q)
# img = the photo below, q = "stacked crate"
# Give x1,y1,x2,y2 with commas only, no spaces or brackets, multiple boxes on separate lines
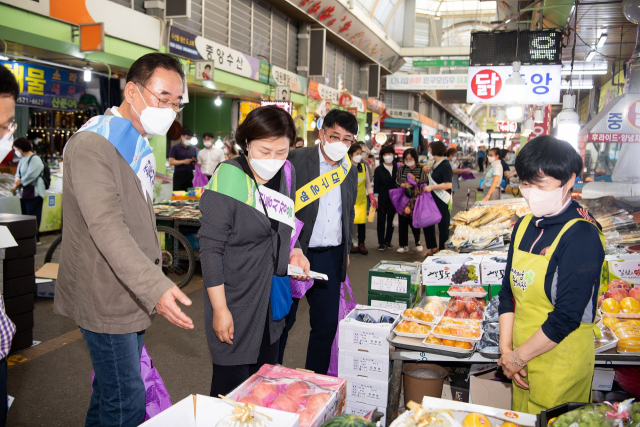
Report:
367,261,422,312
0,214,37,353
337,305,400,426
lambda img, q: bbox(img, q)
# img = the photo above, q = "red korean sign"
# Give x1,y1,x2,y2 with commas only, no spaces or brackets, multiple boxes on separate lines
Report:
470,69,502,100
496,121,517,133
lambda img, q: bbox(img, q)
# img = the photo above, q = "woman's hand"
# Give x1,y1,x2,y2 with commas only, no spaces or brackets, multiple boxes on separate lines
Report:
13,177,21,191
213,307,234,345
498,350,529,389
482,194,490,202
423,185,432,193
369,194,378,209
401,183,412,189
423,165,432,174
407,173,416,181
289,248,310,280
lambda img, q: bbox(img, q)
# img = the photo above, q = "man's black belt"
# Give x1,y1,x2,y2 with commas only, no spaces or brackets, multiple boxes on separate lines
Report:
308,245,341,253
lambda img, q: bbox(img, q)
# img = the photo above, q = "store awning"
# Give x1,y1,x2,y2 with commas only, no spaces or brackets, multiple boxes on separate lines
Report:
579,93,640,144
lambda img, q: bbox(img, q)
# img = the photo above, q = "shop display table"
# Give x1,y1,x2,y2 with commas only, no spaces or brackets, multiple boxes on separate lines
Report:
385,333,640,425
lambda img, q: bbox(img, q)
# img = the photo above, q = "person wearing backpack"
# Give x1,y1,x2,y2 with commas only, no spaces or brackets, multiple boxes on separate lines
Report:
12,137,45,244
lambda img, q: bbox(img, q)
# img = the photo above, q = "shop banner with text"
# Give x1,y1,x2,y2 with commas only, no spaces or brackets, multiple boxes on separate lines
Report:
387,74,468,91
466,64,562,104
2,61,86,111
308,81,339,104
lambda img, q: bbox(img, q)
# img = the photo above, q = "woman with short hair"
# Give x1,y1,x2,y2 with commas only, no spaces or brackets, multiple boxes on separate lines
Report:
395,148,426,253
423,141,452,256
13,137,45,243
482,147,503,201
199,106,310,396
497,136,604,413
348,143,375,255
373,145,398,251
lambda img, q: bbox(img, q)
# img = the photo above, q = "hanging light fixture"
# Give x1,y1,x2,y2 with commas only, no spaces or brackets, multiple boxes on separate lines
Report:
557,94,580,150
214,136,224,148
190,136,198,146
585,50,596,62
214,94,222,106
504,61,527,103
506,104,523,120
496,109,507,121
534,108,545,123
83,63,93,82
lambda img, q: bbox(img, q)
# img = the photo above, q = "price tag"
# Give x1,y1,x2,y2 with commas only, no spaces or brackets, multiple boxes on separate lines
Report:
352,356,383,373
351,331,384,348
350,383,382,401
370,276,407,293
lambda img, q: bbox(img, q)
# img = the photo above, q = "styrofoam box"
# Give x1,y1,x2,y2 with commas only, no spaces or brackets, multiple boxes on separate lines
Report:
345,400,387,426
420,396,536,427
36,279,55,298
480,255,508,285
339,305,401,355
140,394,299,427
338,349,390,382
422,256,483,286
341,374,389,408
593,368,615,391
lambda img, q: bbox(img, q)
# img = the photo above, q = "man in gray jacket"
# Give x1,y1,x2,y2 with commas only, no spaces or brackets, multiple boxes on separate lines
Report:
54,53,194,426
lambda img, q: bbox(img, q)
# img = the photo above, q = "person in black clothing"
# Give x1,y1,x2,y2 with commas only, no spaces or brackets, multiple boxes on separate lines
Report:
423,141,452,256
499,149,511,184
373,145,398,251
169,128,198,191
395,148,427,254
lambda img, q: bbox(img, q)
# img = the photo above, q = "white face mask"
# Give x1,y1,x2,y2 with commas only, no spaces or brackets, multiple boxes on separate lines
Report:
521,185,570,217
204,140,213,148
249,147,285,181
13,149,22,158
352,154,362,163
405,160,415,168
487,156,496,163
223,147,229,154
131,85,177,135
322,135,349,162
383,155,394,164
451,157,457,163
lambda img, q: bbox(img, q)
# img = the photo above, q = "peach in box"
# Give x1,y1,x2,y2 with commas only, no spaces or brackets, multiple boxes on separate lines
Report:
605,289,629,301
630,288,640,299
298,408,317,427
239,395,260,406
609,279,631,292
285,381,311,401
306,393,330,413
271,395,300,413
251,381,278,405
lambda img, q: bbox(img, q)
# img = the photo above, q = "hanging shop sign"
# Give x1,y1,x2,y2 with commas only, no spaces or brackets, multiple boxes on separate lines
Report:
2,61,86,111
371,113,380,133
308,81,340,104
5,0,161,50
367,98,385,115
496,121,518,133
470,30,563,66
260,101,294,115
413,59,469,68
339,94,366,112
466,64,562,104
375,133,387,144
270,66,306,94
348,107,358,117
385,109,419,122
584,94,640,143
387,74,468,91
294,0,403,72
527,105,551,142
579,94,591,125
238,101,261,124
598,70,625,113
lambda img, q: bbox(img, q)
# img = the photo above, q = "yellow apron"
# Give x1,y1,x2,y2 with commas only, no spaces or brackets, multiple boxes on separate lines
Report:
354,165,367,224
510,214,605,414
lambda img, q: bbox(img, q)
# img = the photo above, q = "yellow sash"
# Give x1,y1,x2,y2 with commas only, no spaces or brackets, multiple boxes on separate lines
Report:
294,155,352,212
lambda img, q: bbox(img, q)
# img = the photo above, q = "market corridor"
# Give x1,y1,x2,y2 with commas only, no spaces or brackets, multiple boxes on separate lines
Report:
5,172,484,426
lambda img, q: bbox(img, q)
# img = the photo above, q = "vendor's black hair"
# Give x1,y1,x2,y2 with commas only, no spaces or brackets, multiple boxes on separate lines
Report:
488,147,501,157
429,141,447,157
515,135,583,186
379,145,395,164
322,109,358,136
402,148,419,163
235,105,297,152
126,53,185,88
0,67,19,100
347,144,362,157
13,137,32,153
202,132,214,139
182,128,194,137
445,147,457,158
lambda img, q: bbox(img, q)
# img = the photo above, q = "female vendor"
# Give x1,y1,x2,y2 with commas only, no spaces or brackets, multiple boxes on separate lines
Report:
497,135,605,414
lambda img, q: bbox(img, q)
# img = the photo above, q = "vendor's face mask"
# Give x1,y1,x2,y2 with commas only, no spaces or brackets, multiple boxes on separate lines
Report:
131,85,177,136
521,185,570,217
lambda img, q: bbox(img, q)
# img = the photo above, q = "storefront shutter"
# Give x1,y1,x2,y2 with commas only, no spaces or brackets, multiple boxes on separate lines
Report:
326,43,337,88
336,48,346,91
287,20,298,73
253,0,271,60
391,91,410,110
204,0,230,45
271,9,288,69
230,0,252,55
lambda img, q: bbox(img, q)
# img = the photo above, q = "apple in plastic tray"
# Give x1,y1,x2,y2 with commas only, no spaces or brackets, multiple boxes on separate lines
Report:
464,297,478,313
443,309,457,318
629,288,640,299
457,310,469,319
470,310,483,320
604,289,629,301
609,280,631,292
450,299,465,312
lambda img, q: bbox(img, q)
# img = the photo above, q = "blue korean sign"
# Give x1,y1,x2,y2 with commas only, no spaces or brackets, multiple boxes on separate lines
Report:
2,61,87,111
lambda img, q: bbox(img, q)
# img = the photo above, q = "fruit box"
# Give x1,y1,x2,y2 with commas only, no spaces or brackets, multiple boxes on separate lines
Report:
606,254,640,286
481,255,508,285
344,400,387,426
337,348,391,382
418,396,537,427
368,261,421,298
338,305,400,355
227,364,346,427
368,291,420,312
422,256,482,286
341,373,389,407
139,394,300,427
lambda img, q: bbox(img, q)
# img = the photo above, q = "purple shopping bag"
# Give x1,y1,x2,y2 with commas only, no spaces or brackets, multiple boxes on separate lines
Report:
90,345,172,422
412,188,442,228
192,164,209,188
389,188,410,216
327,276,358,377
460,171,476,181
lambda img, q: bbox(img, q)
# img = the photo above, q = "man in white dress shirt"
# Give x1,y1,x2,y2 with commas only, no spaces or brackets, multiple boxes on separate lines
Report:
197,132,226,180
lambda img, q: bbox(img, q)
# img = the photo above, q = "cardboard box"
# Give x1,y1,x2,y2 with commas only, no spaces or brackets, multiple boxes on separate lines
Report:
139,394,299,427
422,256,482,286
227,364,346,427
606,254,640,286
425,285,449,297
592,368,615,391
440,366,472,403
0,214,37,240
420,396,537,427
341,374,389,408
5,293,34,317
344,400,386,426
4,237,36,261
481,255,508,285
3,274,36,299
3,257,34,281
36,279,55,298
368,261,421,298
469,370,512,410
367,291,419,312
35,263,59,280
338,305,400,355
337,349,390,382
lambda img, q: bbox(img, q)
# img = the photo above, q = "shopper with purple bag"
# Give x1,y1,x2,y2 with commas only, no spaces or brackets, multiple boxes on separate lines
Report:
422,141,453,256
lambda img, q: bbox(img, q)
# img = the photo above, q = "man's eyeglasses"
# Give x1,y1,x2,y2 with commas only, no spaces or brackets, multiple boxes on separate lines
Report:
0,118,17,136
326,134,354,146
136,82,185,113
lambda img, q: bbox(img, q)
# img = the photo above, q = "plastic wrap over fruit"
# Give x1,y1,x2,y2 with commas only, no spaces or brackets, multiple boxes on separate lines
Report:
550,400,638,427
477,322,500,351
390,401,462,427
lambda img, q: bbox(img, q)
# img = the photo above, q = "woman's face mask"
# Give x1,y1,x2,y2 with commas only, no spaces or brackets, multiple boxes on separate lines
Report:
521,180,572,217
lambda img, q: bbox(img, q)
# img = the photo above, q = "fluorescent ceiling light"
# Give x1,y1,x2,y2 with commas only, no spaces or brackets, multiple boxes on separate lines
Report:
585,50,596,62
597,34,607,48
561,79,594,90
